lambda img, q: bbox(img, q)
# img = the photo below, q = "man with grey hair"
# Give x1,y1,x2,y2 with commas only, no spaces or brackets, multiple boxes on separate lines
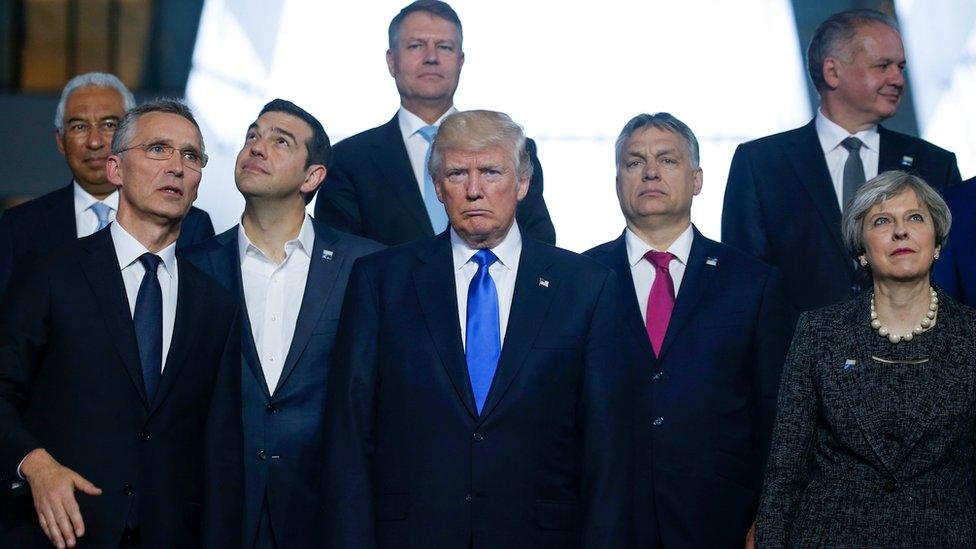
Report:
586,113,793,548
324,109,632,548
0,98,242,548
313,0,555,247
723,8,961,314
0,72,215,298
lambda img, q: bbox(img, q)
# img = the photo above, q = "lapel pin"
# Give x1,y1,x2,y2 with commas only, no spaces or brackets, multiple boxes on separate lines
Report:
538,277,549,288
321,249,334,260
843,359,856,371
901,155,914,167
705,257,718,267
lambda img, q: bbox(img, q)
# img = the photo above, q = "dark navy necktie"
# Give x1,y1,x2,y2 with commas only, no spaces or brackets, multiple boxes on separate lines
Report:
466,249,500,414
134,253,163,401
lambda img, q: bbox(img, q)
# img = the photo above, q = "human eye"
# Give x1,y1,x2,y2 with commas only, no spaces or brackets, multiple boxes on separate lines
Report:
99,121,118,132
70,122,89,134
245,131,257,141
626,158,644,169
147,143,168,154
872,215,891,226
660,156,678,166
276,137,289,147
908,213,925,222
182,149,201,162
437,43,454,52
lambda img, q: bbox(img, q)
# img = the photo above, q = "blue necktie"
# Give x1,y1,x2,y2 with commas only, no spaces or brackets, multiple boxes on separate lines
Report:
466,249,501,414
134,253,163,401
418,125,449,234
91,202,112,231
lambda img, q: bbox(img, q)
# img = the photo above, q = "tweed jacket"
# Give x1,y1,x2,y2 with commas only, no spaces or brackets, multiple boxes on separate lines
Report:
757,290,976,548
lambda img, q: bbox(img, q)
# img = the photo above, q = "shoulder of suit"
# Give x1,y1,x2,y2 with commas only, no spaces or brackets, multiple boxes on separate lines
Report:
735,124,810,152
332,120,394,152
180,257,237,307
1,185,71,221
702,236,776,277
942,177,976,207
330,228,385,256
528,240,614,278
581,239,618,261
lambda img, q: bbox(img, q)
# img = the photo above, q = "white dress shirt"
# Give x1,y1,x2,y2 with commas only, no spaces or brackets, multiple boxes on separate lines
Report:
238,215,314,392
73,181,119,237
398,106,458,198
452,224,522,350
816,109,880,210
112,221,178,370
626,224,694,321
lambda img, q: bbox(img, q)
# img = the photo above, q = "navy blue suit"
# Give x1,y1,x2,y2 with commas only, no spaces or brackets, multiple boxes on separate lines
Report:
324,232,633,548
723,120,961,313
585,227,794,548
933,177,976,307
182,218,382,548
313,114,556,246
0,183,215,297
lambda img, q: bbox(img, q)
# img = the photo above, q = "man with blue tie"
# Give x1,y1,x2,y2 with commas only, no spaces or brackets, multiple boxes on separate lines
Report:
183,99,382,549
324,110,632,548
0,99,242,548
585,113,793,548
0,72,215,298
313,0,555,246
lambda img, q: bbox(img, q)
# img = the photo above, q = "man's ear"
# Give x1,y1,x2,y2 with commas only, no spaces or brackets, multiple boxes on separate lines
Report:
300,164,327,196
105,155,124,188
55,131,66,157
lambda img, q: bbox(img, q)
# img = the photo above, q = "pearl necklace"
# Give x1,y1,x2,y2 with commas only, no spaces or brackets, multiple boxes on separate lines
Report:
870,287,938,344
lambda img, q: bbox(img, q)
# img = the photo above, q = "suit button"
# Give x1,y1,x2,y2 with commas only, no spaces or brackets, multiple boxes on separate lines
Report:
139,431,150,441
652,371,666,381
464,493,472,502
258,450,267,461
123,484,134,496
266,404,278,414
883,480,897,493
652,417,664,427
473,432,484,442
851,285,861,293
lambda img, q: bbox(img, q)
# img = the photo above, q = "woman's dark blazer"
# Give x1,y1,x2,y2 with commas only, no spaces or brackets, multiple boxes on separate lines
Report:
757,290,976,548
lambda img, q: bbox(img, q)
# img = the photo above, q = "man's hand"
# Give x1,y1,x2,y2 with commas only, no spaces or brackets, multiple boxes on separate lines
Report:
20,448,102,549
745,521,756,549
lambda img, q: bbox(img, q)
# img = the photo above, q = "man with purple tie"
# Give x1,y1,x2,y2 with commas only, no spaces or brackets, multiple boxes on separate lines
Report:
585,113,794,548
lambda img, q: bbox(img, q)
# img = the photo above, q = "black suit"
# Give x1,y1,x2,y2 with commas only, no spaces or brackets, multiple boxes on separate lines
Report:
933,177,976,307
722,120,961,313
0,183,216,297
585,228,794,548
183,219,382,548
313,114,556,246
324,232,632,548
0,228,242,548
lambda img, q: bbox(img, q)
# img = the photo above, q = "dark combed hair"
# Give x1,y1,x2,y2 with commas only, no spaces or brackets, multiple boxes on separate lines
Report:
111,98,201,155
388,0,463,49
807,8,899,92
259,98,331,170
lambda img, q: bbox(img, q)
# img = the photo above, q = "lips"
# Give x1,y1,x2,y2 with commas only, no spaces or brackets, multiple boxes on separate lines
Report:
84,157,107,166
240,161,269,175
890,248,915,256
159,185,184,197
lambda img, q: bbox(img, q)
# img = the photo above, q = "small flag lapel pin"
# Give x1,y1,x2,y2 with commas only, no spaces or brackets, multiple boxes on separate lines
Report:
538,278,549,288
844,359,856,371
705,257,718,266
322,249,334,260
901,155,914,167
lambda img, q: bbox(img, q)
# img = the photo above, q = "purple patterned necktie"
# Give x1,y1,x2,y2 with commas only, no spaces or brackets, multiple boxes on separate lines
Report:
644,250,675,356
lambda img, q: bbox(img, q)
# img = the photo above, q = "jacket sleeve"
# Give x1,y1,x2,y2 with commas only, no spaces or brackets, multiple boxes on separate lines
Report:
516,138,556,245
315,150,363,237
723,144,769,261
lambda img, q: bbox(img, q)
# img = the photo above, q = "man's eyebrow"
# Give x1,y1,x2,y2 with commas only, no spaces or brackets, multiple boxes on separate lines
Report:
269,127,298,144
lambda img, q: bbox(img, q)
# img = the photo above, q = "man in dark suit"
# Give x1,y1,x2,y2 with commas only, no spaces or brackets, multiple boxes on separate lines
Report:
0,72,215,297
313,0,555,246
586,113,794,548
722,9,961,313
183,99,382,549
324,110,631,548
933,177,976,307
0,99,242,548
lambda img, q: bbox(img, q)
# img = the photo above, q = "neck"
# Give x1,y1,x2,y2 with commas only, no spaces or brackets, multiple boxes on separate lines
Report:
114,211,179,253
820,98,881,134
402,98,452,125
79,181,117,201
873,277,933,333
241,197,306,263
628,218,690,251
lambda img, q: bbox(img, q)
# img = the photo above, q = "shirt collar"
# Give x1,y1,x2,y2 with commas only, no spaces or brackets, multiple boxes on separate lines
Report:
815,108,880,154
110,220,177,278
625,223,694,267
451,222,522,272
398,105,458,141
237,213,315,264
73,181,120,215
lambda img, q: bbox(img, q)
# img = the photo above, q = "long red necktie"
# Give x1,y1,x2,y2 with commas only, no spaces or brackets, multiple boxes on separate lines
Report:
644,250,675,356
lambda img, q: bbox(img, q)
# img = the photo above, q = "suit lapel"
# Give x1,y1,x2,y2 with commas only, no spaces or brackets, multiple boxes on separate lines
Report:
604,233,656,361
274,222,344,394
479,239,557,420
878,126,916,172
372,115,434,234
657,229,716,360
45,183,81,245
149,265,198,414
78,230,148,406
413,234,477,418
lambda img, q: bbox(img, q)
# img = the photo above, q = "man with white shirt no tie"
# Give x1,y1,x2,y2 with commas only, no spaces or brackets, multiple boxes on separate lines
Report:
183,99,382,549
585,113,793,548
722,8,961,313
0,99,242,548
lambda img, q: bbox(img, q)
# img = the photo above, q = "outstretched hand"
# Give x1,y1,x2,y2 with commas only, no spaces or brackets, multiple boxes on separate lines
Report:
21,448,102,549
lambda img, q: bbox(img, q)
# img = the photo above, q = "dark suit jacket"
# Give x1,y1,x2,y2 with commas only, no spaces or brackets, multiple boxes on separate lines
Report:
313,114,556,246
0,228,242,549
757,292,976,547
584,228,794,548
324,232,632,548
0,183,216,297
182,219,382,548
933,177,976,307
722,120,961,313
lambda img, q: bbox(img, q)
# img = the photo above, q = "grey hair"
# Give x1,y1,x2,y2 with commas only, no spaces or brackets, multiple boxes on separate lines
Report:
428,110,533,181
54,72,135,132
388,0,463,50
111,98,203,155
807,9,900,93
842,170,951,260
615,112,700,168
